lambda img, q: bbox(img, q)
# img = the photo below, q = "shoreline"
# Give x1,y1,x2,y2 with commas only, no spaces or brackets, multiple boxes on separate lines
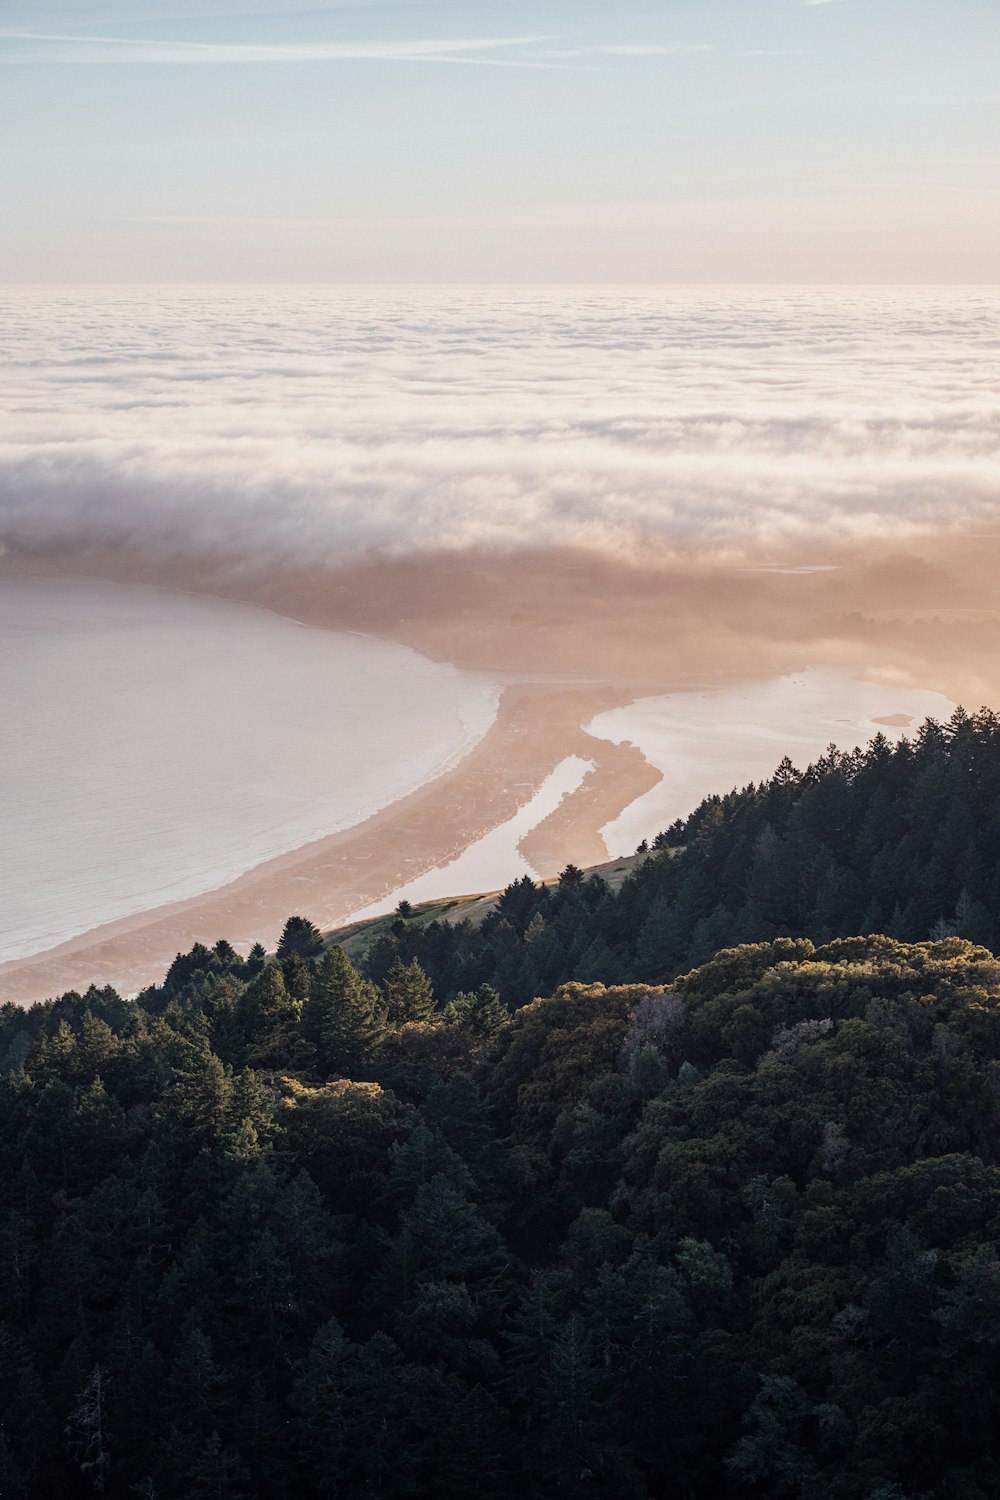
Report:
0,679,664,1006
4,531,999,1005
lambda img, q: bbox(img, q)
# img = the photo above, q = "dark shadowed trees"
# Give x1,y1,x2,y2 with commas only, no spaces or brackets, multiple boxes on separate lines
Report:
276,916,324,962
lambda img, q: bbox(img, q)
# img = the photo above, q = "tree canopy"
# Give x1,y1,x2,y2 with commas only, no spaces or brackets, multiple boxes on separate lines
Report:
364,708,1000,1007
4,708,1000,1495
3,926,1000,1495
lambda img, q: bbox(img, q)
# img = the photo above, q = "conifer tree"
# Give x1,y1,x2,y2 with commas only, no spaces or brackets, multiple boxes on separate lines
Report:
276,916,324,961
236,962,296,1042
290,1316,351,1495
280,952,313,1003
187,1431,249,1500
77,1012,119,1082
383,956,435,1026
245,942,266,976
302,945,386,1076
442,984,508,1038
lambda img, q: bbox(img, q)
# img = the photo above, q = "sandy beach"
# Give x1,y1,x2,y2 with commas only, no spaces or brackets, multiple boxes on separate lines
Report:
0,680,657,1004
3,529,999,1005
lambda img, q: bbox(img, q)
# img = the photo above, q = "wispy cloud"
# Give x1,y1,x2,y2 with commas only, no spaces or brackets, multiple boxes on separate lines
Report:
591,44,713,57
533,42,713,62
0,29,554,65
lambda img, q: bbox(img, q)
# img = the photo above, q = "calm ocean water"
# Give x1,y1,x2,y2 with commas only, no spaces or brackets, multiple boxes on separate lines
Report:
0,576,498,961
589,668,958,856
3,288,994,964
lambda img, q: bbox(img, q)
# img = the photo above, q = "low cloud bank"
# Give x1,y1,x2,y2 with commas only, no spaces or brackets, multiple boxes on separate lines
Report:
2,286,998,569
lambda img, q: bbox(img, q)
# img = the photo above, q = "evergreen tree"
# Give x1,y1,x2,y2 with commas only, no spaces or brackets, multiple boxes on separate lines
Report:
65,1363,111,1494
276,916,324,961
237,962,295,1037
383,956,436,1026
302,945,386,1076
442,984,508,1039
187,1431,249,1500
280,952,313,1003
290,1316,351,1495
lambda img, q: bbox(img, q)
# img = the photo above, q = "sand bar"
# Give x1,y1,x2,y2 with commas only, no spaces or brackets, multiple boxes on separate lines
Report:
4,529,999,1004
0,682,654,1005
351,754,596,921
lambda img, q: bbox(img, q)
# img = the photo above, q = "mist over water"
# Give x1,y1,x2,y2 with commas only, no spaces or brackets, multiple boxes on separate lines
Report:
3,288,998,969
2,286,998,568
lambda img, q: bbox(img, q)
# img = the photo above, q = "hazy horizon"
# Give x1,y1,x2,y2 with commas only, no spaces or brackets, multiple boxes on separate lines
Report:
3,0,997,283
4,3,1000,991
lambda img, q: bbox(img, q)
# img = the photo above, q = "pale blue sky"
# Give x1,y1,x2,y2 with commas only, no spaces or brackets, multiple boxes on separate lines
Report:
2,0,997,280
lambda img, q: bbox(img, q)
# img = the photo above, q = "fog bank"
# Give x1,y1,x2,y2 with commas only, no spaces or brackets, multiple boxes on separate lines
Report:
2,286,998,570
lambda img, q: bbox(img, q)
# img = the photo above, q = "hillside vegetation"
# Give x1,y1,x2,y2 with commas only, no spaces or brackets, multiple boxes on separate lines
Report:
354,707,1000,1005
3,708,1000,1496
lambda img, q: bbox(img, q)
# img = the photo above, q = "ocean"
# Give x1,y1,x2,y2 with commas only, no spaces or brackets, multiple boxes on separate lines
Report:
0,575,498,961
2,285,994,969
589,668,958,856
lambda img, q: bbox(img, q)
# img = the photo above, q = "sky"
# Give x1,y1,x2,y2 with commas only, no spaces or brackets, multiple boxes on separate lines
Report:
1,0,998,282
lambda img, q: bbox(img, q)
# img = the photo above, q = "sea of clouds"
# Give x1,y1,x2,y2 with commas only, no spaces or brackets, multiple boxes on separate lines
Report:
1,285,998,566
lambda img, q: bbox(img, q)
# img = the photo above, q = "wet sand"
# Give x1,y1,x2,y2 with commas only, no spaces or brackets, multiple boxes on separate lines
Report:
517,736,661,875
0,681,660,1004
4,529,999,1005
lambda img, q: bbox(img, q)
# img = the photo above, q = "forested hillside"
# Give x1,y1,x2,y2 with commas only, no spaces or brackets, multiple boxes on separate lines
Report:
4,927,1000,1496
5,707,1000,1497
361,707,1000,1005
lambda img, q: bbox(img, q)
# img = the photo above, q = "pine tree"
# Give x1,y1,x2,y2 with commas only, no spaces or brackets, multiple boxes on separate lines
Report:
433,1382,511,1499
424,1070,504,1191
6,1360,58,1495
186,1431,249,1500
442,984,508,1039
276,915,324,961
376,1175,508,1306
0,1431,26,1500
386,1122,475,1212
236,963,296,1042
245,942,266,976
77,1012,119,1081
340,1333,426,1496
280,952,313,1003
302,946,386,1076
212,938,241,966
290,1317,351,1495
575,935,621,985
383,956,436,1026
164,1048,231,1143
161,1322,223,1488
65,1363,111,1493
29,1019,78,1086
